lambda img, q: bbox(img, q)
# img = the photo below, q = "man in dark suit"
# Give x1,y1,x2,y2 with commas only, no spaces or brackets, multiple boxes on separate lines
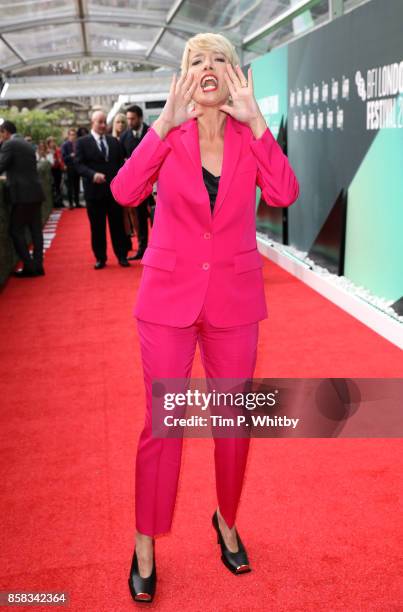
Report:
75,110,130,269
0,120,45,277
61,128,82,209
120,105,153,260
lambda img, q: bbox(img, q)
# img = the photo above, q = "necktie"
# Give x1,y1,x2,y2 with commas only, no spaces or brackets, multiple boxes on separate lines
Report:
99,136,107,160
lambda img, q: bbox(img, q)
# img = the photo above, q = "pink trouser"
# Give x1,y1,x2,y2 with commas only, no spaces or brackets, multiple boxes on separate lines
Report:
135,303,259,536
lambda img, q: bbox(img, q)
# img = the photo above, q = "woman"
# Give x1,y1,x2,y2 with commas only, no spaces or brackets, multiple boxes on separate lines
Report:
112,112,127,139
111,32,299,603
76,126,89,138
112,112,137,250
46,136,65,208
35,140,48,163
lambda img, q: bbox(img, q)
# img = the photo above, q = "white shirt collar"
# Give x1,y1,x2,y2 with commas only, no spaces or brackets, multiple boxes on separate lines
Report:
133,124,143,138
91,129,106,142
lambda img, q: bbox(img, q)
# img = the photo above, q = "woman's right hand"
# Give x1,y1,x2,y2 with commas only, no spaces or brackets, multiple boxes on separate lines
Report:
152,72,202,139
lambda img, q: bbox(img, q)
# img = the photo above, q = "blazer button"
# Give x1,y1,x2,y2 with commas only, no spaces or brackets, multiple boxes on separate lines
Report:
202,262,210,270
203,232,211,239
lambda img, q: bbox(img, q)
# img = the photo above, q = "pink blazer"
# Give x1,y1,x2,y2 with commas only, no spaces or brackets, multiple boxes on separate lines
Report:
110,115,299,327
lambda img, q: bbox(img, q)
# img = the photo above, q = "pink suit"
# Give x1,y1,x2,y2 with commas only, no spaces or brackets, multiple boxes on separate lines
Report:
111,115,299,536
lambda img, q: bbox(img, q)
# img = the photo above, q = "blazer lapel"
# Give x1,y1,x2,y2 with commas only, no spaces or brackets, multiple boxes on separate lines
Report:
180,118,201,173
213,115,242,217
179,115,243,217
90,134,103,160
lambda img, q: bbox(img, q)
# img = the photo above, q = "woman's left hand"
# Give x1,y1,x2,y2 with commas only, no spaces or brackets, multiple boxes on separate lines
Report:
219,64,264,129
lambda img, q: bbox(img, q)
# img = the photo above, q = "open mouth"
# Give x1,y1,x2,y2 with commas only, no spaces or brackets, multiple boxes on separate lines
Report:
200,74,218,92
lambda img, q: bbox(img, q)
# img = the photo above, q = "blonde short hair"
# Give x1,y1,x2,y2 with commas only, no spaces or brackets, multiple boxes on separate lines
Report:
180,32,240,76
113,113,127,123
112,112,127,137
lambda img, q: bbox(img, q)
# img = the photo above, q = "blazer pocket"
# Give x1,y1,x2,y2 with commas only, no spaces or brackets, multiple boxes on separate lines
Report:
234,248,264,274
141,246,176,271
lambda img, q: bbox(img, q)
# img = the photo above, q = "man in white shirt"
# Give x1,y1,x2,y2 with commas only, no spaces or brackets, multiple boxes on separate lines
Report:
120,105,153,260
74,110,130,269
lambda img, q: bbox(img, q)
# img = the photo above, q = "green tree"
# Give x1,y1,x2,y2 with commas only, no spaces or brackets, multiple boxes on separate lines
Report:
0,107,75,143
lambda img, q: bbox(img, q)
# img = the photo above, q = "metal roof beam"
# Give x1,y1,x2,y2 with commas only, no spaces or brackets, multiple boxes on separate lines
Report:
243,0,323,47
0,35,26,65
2,51,178,74
0,12,207,38
166,0,188,23
146,0,188,60
145,29,165,60
11,70,172,85
77,0,89,56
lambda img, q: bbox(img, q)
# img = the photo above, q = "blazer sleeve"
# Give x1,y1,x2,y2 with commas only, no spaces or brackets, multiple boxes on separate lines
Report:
74,138,96,180
110,126,171,207
250,127,299,207
61,142,69,164
0,141,13,175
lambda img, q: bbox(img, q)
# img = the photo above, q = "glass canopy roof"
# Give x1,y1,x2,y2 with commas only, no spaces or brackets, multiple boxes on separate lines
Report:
1,0,334,78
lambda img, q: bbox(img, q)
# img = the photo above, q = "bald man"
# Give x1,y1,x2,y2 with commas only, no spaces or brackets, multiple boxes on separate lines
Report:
75,111,130,269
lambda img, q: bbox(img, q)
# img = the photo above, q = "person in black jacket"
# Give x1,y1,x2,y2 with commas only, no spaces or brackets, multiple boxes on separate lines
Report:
61,128,82,209
0,120,45,277
75,111,130,269
120,105,154,260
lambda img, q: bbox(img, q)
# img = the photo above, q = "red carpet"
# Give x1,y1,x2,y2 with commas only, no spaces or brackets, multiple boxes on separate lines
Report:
0,209,402,611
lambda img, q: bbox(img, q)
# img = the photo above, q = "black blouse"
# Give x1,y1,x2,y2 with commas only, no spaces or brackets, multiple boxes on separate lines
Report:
202,166,220,214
